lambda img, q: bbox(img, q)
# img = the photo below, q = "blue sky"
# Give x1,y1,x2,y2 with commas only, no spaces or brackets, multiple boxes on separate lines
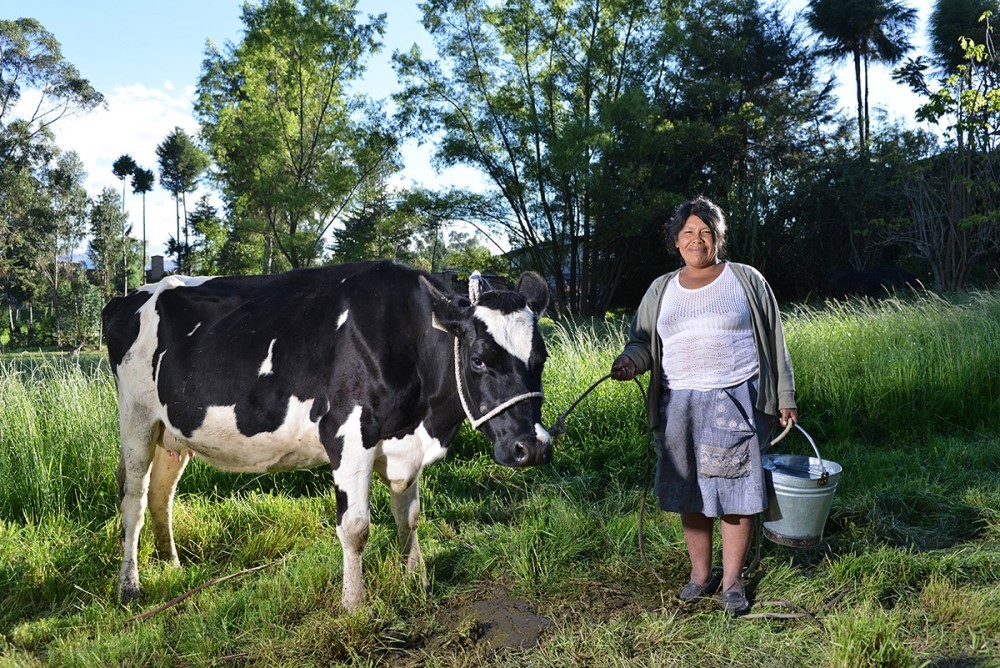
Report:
7,0,934,262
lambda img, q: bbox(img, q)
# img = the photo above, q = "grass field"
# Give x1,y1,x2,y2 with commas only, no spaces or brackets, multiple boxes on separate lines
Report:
1,292,999,667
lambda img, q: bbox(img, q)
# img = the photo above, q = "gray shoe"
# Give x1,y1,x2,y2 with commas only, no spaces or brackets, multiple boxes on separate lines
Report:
720,583,749,615
678,573,720,603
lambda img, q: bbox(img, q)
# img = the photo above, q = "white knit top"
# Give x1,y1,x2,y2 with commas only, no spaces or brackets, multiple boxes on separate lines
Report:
657,263,758,390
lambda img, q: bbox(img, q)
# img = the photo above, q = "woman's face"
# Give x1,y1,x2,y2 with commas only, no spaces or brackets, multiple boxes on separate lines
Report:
674,214,717,268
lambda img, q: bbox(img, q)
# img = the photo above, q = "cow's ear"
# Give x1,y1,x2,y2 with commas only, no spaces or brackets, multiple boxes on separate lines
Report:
421,275,466,335
516,271,549,315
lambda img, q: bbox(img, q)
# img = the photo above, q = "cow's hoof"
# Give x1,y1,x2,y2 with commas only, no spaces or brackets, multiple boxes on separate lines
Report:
119,584,141,604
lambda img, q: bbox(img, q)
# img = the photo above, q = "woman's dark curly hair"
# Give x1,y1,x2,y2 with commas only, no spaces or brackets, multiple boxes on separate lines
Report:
663,196,728,260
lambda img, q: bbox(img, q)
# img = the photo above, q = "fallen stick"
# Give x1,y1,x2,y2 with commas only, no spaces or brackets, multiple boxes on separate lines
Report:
125,562,276,624
741,599,824,630
740,585,856,629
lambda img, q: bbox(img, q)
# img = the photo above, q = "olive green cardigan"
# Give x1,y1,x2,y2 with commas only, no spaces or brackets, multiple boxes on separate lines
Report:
620,262,796,430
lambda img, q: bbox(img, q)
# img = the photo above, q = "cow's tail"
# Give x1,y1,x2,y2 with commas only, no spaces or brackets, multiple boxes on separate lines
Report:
116,455,127,541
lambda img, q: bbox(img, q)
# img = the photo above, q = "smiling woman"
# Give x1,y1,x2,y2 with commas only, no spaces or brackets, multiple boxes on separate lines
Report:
610,195,798,616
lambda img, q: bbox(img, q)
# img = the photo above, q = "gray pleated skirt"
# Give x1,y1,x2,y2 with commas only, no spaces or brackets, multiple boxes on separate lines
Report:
654,376,775,517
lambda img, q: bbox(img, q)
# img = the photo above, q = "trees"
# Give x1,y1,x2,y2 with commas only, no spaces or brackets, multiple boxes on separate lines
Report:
895,8,1000,290
917,0,1000,153
46,151,89,344
88,187,141,300
196,0,396,269
156,127,208,274
1,17,103,345
396,0,832,313
806,0,917,151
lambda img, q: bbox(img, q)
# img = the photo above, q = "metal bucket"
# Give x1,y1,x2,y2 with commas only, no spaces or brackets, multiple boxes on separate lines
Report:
761,424,842,547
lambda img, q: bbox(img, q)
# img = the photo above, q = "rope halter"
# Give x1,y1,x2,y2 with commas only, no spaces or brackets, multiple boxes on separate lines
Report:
453,338,544,430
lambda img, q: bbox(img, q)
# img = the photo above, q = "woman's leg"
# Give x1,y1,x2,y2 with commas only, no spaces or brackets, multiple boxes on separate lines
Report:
720,513,753,590
681,511,714,585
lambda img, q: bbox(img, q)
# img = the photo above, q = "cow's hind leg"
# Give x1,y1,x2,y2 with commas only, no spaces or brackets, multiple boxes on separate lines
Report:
147,441,191,566
116,418,159,602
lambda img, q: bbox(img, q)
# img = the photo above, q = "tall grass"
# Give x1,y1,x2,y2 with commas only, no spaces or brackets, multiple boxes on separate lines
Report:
786,291,1000,441
0,356,120,523
1,295,999,666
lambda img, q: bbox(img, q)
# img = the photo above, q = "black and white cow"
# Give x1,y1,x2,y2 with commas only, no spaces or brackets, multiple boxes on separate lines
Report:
102,260,551,611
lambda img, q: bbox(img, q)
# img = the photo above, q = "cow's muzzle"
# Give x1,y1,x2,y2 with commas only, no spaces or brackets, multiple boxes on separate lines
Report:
511,439,552,467
499,423,552,468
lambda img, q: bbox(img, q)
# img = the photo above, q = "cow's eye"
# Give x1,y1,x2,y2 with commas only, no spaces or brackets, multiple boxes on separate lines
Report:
471,356,486,371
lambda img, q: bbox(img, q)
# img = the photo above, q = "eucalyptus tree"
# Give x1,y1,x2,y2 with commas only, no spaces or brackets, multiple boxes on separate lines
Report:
0,18,104,173
2,155,55,346
806,0,917,151
156,127,208,274
131,166,155,279
1,17,101,337
196,0,395,269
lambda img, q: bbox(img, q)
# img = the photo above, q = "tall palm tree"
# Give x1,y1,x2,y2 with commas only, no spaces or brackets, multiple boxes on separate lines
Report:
111,154,137,291
131,166,155,282
806,0,918,151
112,154,137,211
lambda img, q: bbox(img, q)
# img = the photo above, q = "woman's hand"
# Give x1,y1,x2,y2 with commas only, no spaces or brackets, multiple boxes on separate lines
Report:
610,354,637,381
779,408,798,427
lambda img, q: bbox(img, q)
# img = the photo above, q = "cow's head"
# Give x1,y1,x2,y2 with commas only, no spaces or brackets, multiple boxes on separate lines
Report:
427,271,552,467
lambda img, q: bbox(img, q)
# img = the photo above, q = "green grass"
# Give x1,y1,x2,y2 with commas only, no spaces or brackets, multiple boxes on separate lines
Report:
1,294,999,666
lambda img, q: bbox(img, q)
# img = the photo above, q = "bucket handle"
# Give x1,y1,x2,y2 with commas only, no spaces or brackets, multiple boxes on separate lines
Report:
769,422,830,486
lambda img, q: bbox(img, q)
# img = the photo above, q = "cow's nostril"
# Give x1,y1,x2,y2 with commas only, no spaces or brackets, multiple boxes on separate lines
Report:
513,442,529,464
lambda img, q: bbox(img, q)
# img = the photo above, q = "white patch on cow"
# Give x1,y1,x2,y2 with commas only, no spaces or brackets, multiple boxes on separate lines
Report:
536,422,552,446
336,309,349,330
259,339,277,376
187,323,201,336
474,306,536,365
153,350,167,384
376,422,447,490
159,396,329,472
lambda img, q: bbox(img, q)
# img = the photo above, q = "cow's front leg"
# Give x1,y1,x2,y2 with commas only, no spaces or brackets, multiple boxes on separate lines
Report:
388,477,425,583
329,406,375,612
